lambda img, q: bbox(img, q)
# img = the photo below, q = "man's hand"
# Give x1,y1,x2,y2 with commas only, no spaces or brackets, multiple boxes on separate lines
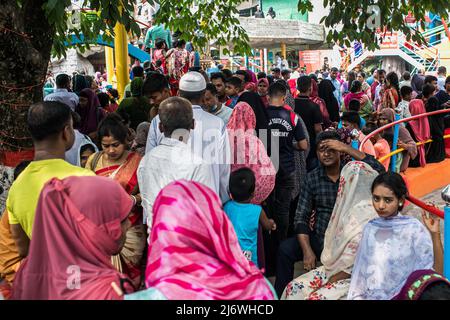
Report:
303,249,316,272
320,139,349,153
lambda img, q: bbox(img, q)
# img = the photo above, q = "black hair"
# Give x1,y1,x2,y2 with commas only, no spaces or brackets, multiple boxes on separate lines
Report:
438,66,447,75
221,69,233,80
330,67,339,72
71,110,81,130
346,71,356,93
276,79,290,91
159,97,193,136
179,90,206,102
27,101,72,141
361,124,378,136
142,72,169,96
419,281,450,300
297,75,311,93
281,69,291,77
155,38,166,49
341,111,361,128
358,71,366,79
235,70,250,83
14,161,31,180
309,73,318,83
446,76,450,85
350,80,362,93
257,72,266,79
422,83,436,98
400,85,413,99
386,71,400,93
97,92,110,108
229,168,256,202
205,83,217,95
268,81,287,98
97,113,129,144
348,99,361,112
143,60,151,69
176,39,186,48
271,67,281,73
371,171,408,210
80,144,96,155
424,75,438,84
226,76,243,90
210,72,226,83
107,88,119,100
132,66,144,78
315,130,341,146
55,74,71,88
377,69,386,76
84,75,94,88
402,71,411,81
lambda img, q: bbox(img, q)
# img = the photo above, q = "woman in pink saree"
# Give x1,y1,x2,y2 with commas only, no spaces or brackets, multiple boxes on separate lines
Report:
143,180,276,300
12,176,134,300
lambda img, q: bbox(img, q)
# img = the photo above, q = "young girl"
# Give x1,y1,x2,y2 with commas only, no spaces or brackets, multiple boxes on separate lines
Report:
348,172,435,300
224,168,276,267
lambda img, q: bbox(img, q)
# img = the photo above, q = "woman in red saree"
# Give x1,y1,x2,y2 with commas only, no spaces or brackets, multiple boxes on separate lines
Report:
86,114,146,289
380,71,400,111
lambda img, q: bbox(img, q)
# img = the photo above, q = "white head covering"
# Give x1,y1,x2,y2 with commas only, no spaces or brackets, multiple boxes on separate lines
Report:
321,161,379,279
179,71,206,92
347,215,434,300
65,130,98,167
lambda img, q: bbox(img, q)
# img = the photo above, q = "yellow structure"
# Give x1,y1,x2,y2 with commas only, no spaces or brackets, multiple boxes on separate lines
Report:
114,5,129,100
281,42,287,60
105,46,115,88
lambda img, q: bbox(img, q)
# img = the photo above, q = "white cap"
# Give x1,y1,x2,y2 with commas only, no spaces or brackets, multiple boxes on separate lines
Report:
179,72,206,92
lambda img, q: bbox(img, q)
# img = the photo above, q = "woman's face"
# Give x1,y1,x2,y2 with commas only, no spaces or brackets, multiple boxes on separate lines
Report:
357,74,364,83
372,184,402,218
101,136,126,161
79,96,89,108
378,114,390,127
258,82,268,96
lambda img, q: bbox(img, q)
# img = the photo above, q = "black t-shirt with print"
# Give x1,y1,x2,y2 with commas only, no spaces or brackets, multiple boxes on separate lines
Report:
267,105,306,174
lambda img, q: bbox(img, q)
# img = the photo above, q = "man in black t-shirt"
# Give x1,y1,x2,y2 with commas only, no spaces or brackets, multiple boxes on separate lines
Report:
294,76,323,171
266,82,307,243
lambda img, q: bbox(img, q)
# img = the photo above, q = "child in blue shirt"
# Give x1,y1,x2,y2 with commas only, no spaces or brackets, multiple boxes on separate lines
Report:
224,168,276,267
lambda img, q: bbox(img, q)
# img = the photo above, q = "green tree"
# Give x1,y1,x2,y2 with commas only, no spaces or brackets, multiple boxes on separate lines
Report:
0,0,249,158
297,0,450,50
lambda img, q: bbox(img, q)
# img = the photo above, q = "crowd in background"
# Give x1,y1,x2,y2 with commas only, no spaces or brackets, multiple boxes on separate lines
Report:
1,30,450,300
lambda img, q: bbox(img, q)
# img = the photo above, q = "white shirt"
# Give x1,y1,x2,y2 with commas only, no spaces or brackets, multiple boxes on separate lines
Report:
138,137,215,231
44,88,79,111
146,105,231,203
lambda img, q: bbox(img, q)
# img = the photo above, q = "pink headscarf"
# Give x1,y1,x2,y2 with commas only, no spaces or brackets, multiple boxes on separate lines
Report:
145,180,275,300
227,102,276,204
12,176,134,300
310,79,330,123
409,99,431,167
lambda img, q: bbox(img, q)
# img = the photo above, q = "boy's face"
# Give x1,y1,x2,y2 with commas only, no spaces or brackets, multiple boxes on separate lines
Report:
225,83,239,97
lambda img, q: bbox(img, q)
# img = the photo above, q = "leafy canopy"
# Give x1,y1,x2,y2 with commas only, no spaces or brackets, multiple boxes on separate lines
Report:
39,0,250,57
298,0,450,50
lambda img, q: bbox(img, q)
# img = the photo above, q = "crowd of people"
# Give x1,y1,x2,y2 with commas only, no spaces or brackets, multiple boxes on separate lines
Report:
1,48,450,300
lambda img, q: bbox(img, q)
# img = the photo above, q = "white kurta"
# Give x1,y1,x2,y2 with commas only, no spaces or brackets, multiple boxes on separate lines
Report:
145,105,231,203
138,137,215,234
